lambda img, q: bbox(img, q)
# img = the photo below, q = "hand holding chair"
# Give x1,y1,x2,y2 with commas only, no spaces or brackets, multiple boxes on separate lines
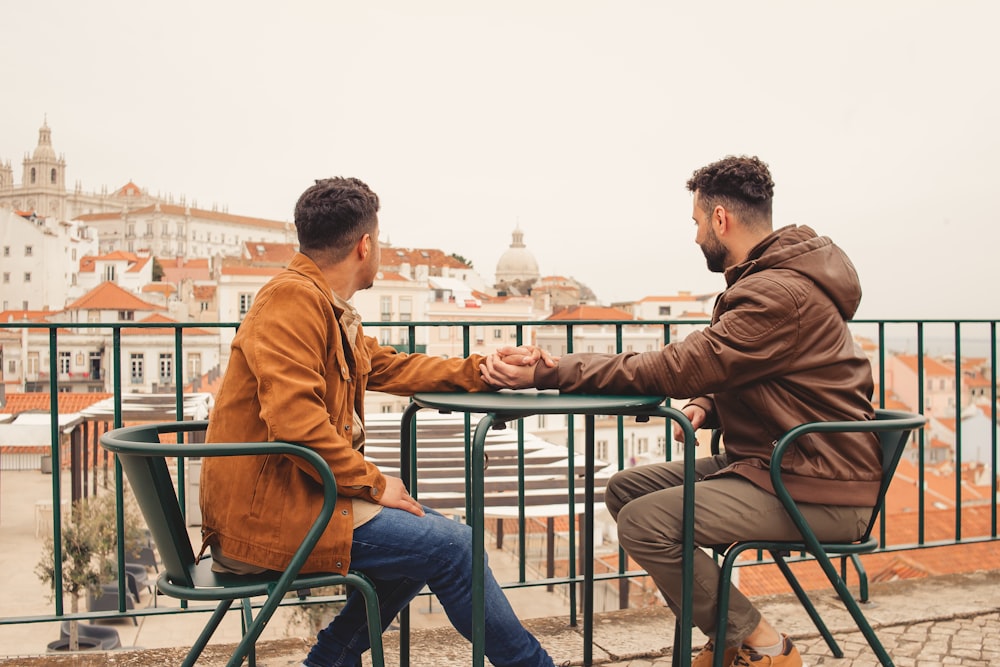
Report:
100,420,385,667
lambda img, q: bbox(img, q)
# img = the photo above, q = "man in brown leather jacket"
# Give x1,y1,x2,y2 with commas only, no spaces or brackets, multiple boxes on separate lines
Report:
481,156,876,667
203,177,555,667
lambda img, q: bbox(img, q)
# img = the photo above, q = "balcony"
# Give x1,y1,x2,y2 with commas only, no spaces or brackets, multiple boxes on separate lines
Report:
0,317,997,664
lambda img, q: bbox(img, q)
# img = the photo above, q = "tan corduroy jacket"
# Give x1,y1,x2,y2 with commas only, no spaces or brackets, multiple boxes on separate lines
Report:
201,253,491,574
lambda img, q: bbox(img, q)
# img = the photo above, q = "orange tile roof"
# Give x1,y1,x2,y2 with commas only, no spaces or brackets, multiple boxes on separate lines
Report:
242,241,298,265
157,257,210,269
65,281,165,311
895,354,955,376
638,293,712,303
142,283,175,296
192,285,216,299
547,305,635,321
121,313,213,336
0,310,57,324
0,392,112,415
380,246,468,270
220,265,283,277
76,203,293,231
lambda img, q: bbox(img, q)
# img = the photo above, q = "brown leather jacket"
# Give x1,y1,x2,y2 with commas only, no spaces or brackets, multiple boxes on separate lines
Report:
534,225,878,506
202,253,492,574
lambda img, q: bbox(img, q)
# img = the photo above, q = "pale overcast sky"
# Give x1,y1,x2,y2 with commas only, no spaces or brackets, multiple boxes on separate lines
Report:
2,1,998,319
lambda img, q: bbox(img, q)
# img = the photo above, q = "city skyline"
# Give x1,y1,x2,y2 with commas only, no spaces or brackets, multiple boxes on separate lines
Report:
2,2,999,319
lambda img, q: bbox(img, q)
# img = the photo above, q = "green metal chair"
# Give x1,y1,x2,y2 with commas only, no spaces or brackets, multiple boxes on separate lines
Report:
672,408,926,667
100,420,385,667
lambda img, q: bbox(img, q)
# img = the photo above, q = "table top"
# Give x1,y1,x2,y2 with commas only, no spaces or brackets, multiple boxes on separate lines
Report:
411,390,665,417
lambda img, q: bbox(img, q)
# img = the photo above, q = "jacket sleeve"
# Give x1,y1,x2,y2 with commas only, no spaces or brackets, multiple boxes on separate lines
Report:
242,283,384,492
363,337,495,394
534,273,804,399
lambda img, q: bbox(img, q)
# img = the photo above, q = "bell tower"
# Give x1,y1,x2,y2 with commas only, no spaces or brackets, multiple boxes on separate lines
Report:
19,118,68,220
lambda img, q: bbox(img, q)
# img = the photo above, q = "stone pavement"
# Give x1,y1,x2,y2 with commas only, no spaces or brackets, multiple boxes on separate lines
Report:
1,569,997,666
2,467,999,666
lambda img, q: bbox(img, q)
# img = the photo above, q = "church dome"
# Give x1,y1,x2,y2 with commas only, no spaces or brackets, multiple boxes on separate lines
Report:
495,227,540,285
32,121,57,161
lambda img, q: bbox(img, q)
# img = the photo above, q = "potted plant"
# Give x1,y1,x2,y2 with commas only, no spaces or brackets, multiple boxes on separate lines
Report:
35,491,145,651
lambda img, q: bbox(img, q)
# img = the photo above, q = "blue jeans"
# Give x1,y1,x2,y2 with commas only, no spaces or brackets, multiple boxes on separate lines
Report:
304,507,554,667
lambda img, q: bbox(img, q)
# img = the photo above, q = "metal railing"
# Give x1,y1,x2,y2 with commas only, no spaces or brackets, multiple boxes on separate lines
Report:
1,317,997,654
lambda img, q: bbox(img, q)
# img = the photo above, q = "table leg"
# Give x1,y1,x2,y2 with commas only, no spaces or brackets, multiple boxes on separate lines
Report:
470,413,494,667
398,402,422,667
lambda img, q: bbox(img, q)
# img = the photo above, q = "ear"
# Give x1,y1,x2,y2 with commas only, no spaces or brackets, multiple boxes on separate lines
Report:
713,205,730,235
356,233,372,260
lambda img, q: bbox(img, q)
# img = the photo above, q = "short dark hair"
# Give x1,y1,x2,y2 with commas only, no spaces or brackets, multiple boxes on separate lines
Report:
686,155,774,226
293,177,380,262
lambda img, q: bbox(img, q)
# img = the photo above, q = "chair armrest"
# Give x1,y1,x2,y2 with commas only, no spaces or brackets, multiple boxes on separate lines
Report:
101,420,339,585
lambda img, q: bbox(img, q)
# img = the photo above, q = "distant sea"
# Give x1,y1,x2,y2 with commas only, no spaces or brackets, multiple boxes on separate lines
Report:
848,321,997,358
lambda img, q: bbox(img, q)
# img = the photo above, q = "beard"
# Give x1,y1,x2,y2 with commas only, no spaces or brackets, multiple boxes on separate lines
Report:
700,230,728,273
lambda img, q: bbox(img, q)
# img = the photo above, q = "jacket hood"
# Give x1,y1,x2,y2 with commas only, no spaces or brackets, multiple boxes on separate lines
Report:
726,225,863,319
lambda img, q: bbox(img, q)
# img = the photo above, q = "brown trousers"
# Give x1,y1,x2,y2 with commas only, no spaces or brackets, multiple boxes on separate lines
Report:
605,454,871,648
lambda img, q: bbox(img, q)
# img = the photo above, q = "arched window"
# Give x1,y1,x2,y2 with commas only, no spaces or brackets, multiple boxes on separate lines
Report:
50,168,57,183
30,167,36,184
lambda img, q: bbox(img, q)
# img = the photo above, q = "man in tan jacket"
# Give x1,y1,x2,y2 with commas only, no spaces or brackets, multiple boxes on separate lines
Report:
202,177,554,667
482,156,877,667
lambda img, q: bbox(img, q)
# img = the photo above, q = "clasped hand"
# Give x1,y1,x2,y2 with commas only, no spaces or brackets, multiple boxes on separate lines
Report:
480,345,558,389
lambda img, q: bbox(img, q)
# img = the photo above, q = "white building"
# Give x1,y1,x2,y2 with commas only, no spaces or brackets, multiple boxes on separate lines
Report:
0,210,98,312
535,304,663,358
616,292,717,343
3,282,221,395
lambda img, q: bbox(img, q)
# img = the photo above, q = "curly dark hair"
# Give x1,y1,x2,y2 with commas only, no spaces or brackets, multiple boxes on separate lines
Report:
686,155,774,226
293,177,380,262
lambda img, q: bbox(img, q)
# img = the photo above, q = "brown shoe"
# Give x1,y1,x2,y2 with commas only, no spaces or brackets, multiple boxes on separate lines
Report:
732,634,803,666
691,639,737,667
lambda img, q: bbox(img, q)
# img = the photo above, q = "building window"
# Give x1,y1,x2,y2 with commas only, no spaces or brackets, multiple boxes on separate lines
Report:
239,293,253,317
105,265,117,281
30,167,36,184
475,326,485,345
24,272,31,283
58,352,71,375
493,328,503,339
28,352,40,376
51,168,57,183
596,440,608,462
187,353,202,380
130,354,144,384
200,301,210,312
379,328,391,345
399,297,412,322
159,353,173,382
3,246,9,256
7,359,15,374
659,306,671,316
118,310,135,321
25,246,32,256
380,296,392,322
2,273,8,283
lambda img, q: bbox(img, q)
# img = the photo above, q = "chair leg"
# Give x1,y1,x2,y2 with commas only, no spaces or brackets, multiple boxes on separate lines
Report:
671,616,683,667
848,553,870,603
348,573,386,667
241,598,256,667
771,552,842,657
812,551,894,666
182,599,235,667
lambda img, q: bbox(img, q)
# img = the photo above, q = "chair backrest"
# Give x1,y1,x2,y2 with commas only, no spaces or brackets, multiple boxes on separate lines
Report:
859,409,924,542
100,422,207,589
